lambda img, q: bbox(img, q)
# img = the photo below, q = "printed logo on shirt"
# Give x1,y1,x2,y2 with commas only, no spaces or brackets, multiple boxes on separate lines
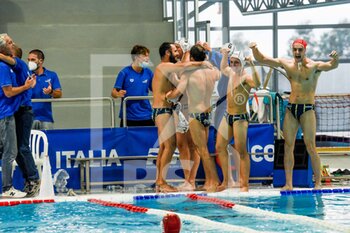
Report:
142,80,148,83
130,79,134,83
45,79,52,83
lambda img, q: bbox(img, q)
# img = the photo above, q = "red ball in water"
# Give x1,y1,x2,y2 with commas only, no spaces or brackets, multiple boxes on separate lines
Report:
162,213,181,233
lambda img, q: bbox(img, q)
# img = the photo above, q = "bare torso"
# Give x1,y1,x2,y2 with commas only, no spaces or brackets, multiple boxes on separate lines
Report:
152,63,175,108
184,67,220,113
226,70,252,115
281,58,320,104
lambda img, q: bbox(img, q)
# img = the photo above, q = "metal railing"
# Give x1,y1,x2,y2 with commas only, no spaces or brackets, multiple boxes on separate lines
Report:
122,96,153,127
32,97,116,128
121,92,279,132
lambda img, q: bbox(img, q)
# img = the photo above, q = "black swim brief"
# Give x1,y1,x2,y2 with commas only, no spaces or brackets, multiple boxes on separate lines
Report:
286,103,315,121
189,112,211,127
224,112,249,126
152,108,173,121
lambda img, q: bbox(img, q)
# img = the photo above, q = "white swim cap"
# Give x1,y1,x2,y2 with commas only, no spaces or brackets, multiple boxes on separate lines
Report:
230,50,245,66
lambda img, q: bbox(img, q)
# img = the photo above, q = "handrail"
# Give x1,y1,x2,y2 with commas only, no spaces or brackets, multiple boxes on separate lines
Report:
32,97,116,128
121,92,276,127
122,96,153,127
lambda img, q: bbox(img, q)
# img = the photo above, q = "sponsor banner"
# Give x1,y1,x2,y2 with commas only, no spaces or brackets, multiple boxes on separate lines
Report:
10,124,274,190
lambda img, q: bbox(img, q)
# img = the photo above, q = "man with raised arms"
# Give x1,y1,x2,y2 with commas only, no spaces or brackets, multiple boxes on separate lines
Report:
250,39,338,190
216,45,261,192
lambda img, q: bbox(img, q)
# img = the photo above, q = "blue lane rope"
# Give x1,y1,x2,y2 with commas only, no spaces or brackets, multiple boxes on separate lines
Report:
280,188,350,196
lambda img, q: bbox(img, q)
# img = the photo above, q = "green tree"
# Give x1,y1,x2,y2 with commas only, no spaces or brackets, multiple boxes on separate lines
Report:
287,21,318,58
317,19,350,59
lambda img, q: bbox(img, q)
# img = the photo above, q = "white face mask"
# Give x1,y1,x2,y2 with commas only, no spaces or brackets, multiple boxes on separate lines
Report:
28,61,38,71
140,61,150,68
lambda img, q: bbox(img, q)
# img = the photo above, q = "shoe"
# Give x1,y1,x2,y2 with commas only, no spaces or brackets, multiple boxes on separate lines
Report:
331,169,343,176
23,181,30,193
2,187,27,198
343,169,350,175
25,180,41,197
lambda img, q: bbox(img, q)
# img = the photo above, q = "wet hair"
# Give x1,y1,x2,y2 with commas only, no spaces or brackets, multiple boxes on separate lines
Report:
29,49,45,60
131,45,150,61
190,44,206,61
159,42,172,59
13,44,22,58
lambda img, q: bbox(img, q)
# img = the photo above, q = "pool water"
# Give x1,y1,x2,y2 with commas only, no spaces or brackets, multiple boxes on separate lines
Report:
136,193,350,233
0,201,218,233
0,193,349,233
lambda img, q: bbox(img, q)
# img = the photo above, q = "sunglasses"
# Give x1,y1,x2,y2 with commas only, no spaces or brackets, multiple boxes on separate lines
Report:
293,48,304,52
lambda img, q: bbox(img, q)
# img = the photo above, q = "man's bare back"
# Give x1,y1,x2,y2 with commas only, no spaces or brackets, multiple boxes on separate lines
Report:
184,67,220,113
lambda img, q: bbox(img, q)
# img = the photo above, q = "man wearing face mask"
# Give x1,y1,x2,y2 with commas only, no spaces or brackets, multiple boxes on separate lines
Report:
28,49,62,130
111,45,154,127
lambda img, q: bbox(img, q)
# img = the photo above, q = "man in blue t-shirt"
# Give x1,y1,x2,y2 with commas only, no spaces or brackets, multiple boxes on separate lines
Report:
111,45,154,127
0,42,41,197
0,34,35,198
29,49,62,130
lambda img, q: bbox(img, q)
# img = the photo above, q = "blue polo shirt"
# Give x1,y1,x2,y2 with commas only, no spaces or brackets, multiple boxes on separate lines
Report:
13,57,32,107
114,65,153,121
31,68,61,122
0,61,21,120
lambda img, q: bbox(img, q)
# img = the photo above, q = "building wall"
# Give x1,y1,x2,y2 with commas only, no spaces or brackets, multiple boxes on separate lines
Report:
1,0,173,128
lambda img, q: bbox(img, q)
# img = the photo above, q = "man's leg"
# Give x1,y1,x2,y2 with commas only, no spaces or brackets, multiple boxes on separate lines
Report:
15,109,40,196
15,109,39,181
176,131,191,185
154,114,177,191
190,120,219,192
300,110,321,189
233,120,249,192
1,116,18,192
187,131,200,188
282,110,300,190
216,118,232,191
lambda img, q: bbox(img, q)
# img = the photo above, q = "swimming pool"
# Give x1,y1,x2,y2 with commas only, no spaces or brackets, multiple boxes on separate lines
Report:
1,190,350,233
